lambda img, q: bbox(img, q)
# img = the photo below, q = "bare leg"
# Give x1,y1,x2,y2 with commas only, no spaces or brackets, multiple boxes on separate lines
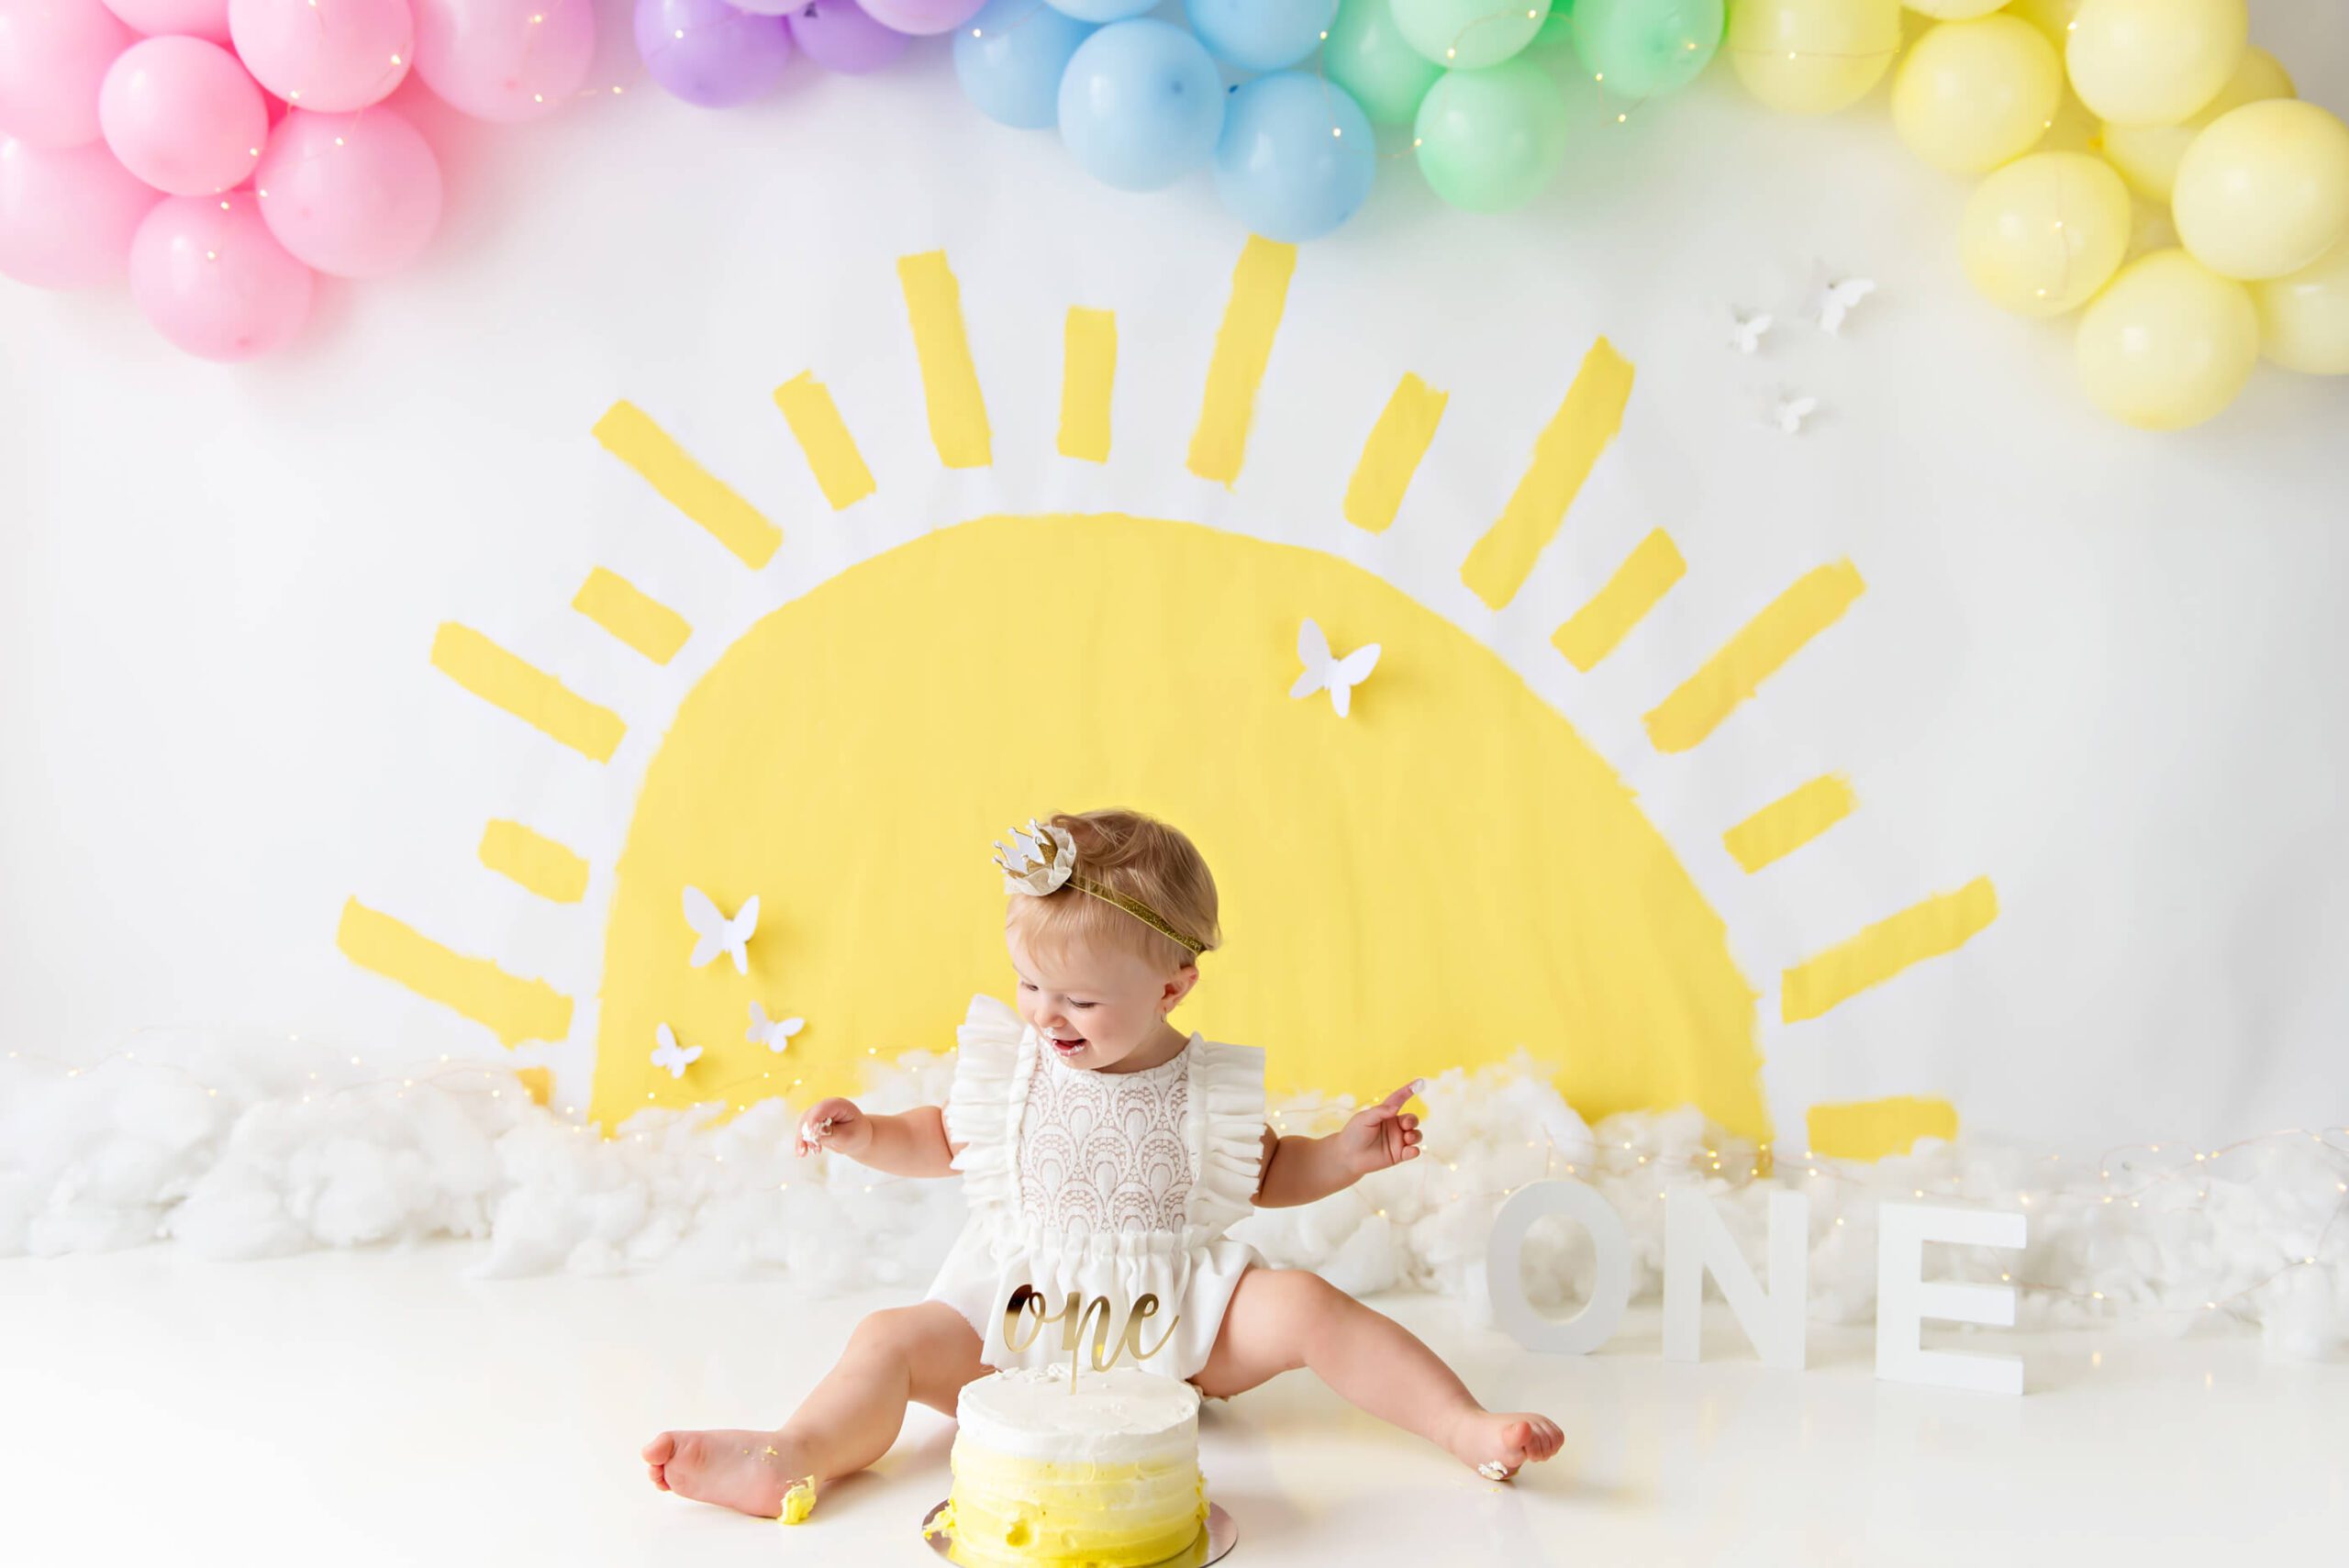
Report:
1190,1268,1564,1479
641,1300,987,1518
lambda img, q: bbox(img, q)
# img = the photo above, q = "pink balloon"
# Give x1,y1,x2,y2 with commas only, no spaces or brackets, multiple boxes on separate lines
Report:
128,191,313,359
100,37,265,195
0,0,136,148
228,0,412,111
854,0,980,35
0,133,159,285
255,103,439,275
413,0,593,122
98,0,229,40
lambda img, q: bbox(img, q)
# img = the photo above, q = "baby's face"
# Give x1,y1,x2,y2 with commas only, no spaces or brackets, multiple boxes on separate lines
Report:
1007,928,1187,1072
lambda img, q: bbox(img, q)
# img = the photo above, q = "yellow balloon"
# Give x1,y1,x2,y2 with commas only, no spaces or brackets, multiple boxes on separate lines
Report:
2076,250,2259,428
2252,237,2349,374
2008,0,2085,44
2101,46,2293,201
1892,17,2063,173
1961,151,2132,315
1903,0,2001,16
2036,85,2105,156
1728,0,1904,116
2065,0,2245,128
2173,100,2349,281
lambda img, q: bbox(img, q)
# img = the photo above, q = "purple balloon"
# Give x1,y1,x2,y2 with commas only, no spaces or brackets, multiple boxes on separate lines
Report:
634,0,791,107
857,0,981,33
784,0,907,72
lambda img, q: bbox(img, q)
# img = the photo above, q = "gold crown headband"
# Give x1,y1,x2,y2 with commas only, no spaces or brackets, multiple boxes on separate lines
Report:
991,818,1207,958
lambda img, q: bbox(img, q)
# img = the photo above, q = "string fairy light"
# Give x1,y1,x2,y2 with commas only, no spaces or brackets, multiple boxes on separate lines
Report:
5,1035,2342,1328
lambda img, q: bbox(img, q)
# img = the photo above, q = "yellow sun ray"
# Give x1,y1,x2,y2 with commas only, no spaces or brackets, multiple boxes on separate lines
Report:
335,897,573,1047
1342,373,1448,534
1187,237,1298,488
1645,560,1866,754
1460,337,1635,611
896,250,992,469
572,567,690,664
772,372,876,510
429,623,625,762
1807,1095,1960,1160
1780,877,1999,1024
590,401,780,570
478,818,590,904
1552,528,1685,672
1059,306,1117,463
1724,774,1857,873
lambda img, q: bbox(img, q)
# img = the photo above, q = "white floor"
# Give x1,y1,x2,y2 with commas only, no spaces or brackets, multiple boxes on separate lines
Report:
4,1246,2343,1567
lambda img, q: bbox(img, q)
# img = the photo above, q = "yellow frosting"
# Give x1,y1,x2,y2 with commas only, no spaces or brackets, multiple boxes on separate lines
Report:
777,1475,816,1526
941,1448,1206,1568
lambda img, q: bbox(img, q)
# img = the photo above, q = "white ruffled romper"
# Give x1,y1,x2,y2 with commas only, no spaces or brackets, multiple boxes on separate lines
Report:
923,994,1268,1383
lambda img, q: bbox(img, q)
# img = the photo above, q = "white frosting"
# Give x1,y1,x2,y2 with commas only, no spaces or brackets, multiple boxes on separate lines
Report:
954,1366,1200,1465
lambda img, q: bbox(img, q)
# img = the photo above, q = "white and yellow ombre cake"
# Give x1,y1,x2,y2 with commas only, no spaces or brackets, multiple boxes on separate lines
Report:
931,1367,1208,1568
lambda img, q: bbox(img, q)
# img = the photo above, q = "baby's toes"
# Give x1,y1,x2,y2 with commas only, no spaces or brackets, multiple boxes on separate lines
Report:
642,1432,677,1465
647,1462,670,1491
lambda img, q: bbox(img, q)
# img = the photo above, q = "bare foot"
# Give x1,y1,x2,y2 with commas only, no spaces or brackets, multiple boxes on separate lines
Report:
1448,1410,1564,1481
640,1428,818,1518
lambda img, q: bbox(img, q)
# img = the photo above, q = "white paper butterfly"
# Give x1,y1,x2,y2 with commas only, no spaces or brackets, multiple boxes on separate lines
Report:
1729,308,1773,355
682,886,758,973
651,1022,701,1079
1768,393,1820,435
747,1002,805,1053
1810,275,1876,336
1289,617,1381,718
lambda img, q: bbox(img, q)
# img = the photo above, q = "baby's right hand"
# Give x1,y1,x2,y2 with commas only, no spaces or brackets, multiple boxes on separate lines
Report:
796,1097,869,1159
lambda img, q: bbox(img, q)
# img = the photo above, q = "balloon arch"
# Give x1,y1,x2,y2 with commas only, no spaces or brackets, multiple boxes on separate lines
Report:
1,0,2343,428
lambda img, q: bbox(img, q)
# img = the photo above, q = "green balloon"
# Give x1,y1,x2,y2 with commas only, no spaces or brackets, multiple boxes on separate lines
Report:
1569,0,1723,99
1412,60,1570,213
1534,1,1578,50
1327,0,1446,127
1392,0,1552,71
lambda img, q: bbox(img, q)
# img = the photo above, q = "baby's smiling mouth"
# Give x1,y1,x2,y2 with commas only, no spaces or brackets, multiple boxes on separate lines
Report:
1044,1033,1087,1055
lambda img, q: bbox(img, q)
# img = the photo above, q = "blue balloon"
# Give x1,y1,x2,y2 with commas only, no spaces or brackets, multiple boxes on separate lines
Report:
1213,72,1376,241
1044,0,1155,18
1058,20,1226,193
1185,0,1329,72
954,0,1097,129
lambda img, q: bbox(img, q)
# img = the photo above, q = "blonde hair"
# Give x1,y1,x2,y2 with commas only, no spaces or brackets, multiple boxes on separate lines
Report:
1005,808,1220,973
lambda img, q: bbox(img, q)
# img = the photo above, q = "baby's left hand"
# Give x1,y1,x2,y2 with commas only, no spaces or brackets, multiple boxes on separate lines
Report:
1336,1081,1425,1175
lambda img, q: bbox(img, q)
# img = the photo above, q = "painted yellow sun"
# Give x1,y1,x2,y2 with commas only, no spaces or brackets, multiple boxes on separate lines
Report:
336,239,1997,1162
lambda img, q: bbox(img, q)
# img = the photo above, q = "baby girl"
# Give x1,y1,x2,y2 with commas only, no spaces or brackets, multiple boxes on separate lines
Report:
641,807,1563,1519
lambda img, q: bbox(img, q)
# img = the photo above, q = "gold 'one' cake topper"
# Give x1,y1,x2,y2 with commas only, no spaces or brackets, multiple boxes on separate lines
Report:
1003,1284,1183,1394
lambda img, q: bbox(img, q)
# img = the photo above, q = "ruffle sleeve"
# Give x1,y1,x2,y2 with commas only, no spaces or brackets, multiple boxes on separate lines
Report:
943,993,1033,1220
1182,1040,1267,1237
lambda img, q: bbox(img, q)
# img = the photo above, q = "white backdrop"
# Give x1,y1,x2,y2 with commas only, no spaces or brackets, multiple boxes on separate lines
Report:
4,0,2345,1154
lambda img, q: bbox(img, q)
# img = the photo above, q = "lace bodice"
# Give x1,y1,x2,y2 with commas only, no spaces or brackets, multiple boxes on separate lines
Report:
1017,1049,1194,1247
943,994,1267,1254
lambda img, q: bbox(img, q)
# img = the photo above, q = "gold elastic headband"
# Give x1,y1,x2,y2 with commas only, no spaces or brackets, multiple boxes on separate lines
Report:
991,818,1207,958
